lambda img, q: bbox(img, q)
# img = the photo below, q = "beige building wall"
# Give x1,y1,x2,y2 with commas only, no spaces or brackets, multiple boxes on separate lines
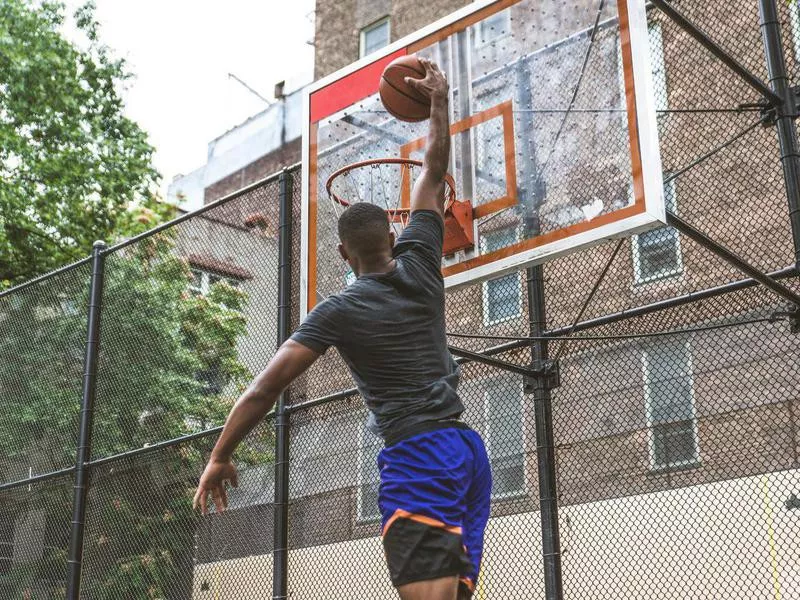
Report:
192,469,800,599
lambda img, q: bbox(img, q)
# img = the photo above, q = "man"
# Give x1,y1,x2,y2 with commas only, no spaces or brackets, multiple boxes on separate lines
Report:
194,58,491,600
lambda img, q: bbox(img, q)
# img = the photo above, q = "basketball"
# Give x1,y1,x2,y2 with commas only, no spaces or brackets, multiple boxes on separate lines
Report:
379,55,431,122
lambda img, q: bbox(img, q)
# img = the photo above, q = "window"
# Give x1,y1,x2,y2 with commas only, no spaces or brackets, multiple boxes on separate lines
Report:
481,228,522,326
360,17,390,58
642,341,699,471
485,377,525,497
188,267,240,297
358,419,382,522
476,9,511,47
632,178,682,283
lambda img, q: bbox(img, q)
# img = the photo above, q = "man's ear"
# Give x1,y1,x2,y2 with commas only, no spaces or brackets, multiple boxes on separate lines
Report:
389,230,396,247
337,243,348,262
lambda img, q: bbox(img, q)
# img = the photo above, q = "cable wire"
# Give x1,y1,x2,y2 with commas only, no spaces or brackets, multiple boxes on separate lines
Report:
447,315,787,343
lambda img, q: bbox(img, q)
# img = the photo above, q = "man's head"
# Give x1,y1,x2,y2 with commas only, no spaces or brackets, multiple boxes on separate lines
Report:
337,203,395,271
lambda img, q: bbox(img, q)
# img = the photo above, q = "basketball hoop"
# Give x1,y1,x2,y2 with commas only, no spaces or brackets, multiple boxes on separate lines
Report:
325,158,457,226
325,158,473,255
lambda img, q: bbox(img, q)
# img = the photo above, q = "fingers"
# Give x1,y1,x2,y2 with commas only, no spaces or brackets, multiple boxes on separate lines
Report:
418,56,443,77
404,76,422,91
193,486,208,515
211,485,226,513
230,470,239,488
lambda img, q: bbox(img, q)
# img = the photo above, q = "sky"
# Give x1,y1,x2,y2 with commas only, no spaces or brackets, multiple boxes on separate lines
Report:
63,0,315,191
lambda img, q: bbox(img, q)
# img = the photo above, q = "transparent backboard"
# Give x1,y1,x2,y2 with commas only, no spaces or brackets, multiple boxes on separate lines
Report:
302,0,664,317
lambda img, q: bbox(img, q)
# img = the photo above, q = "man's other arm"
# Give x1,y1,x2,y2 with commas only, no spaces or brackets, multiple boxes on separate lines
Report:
193,340,320,514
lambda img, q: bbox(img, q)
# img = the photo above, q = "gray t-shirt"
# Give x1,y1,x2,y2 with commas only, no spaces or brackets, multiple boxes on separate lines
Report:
291,210,463,440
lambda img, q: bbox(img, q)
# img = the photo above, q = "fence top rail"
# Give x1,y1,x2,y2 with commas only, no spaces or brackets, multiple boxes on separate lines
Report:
0,163,301,299
0,256,94,300
0,465,76,493
105,163,300,255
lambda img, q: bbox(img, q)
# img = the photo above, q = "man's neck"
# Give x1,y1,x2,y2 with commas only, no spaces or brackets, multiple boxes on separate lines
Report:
353,254,395,276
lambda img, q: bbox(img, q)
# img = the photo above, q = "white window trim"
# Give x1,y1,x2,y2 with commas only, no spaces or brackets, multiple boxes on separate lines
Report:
189,267,241,296
789,1,800,63
484,376,527,500
359,16,391,58
356,416,382,523
481,227,523,327
642,341,700,472
631,177,683,285
474,9,511,48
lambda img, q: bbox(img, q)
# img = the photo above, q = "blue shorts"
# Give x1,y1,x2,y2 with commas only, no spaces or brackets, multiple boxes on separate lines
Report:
378,424,492,597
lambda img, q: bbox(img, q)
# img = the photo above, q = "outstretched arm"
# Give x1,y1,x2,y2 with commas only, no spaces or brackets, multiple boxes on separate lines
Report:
193,339,320,514
406,58,450,218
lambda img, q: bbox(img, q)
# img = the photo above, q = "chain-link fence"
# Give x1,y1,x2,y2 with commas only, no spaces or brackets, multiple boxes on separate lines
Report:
3,1,800,599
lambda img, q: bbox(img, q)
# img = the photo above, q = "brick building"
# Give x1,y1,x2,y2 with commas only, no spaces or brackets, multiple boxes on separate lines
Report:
188,1,800,598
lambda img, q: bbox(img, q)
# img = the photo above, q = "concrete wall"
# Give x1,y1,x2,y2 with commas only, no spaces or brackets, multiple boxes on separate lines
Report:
173,214,280,378
191,469,800,599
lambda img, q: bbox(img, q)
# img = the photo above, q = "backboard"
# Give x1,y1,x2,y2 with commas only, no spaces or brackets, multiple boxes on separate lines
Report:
301,0,664,317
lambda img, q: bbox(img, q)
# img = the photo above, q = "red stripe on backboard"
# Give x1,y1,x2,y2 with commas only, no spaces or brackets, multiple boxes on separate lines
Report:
309,48,408,123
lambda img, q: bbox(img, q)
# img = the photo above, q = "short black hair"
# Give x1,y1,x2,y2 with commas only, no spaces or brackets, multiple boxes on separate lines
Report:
337,203,391,254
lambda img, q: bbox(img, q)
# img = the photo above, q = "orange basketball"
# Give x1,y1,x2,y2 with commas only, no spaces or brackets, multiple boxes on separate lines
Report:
379,55,431,122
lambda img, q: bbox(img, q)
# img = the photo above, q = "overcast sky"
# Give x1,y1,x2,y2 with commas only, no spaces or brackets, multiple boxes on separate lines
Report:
64,1,315,191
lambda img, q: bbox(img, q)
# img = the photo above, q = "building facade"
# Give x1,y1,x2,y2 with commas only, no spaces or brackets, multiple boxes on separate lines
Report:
189,1,800,598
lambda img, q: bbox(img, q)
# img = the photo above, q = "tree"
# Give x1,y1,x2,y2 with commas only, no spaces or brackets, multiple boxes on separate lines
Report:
0,228,267,599
0,0,163,287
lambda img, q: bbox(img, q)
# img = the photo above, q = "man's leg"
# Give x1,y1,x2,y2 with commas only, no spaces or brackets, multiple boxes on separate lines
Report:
458,430,493,599
378,429,473,597
397,575,459,600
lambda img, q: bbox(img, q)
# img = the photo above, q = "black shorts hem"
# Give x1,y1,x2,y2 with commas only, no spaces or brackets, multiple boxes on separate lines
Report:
391,566,464,588
383,516,472,589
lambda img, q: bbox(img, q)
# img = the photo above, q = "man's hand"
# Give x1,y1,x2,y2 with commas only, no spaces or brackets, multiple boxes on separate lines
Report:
193,457,239,515
405,57,448,102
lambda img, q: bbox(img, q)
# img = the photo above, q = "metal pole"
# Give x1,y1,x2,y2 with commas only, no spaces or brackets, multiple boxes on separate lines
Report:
528,266,564,600
666,212,800,307
516,58,564,600
759,0,800,269
272,169,293,600
66,240,106,600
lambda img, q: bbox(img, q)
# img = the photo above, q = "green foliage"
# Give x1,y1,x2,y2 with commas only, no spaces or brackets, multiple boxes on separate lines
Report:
0,233,267,598
0,0,162,286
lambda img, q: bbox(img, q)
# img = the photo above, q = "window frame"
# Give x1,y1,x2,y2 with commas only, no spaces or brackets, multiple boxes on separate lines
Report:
789,0,800,64
483,376,526,500
359,16,391,58
642,340,700,472
356,416,383,523
631,177,682,284
481,227,523,327
189,267,242,296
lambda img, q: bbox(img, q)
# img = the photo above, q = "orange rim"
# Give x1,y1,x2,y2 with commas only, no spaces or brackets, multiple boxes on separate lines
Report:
325,158,457,222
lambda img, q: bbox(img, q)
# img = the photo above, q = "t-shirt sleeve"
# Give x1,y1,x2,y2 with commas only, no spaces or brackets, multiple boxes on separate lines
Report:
290,296,342,354
393,210,444,274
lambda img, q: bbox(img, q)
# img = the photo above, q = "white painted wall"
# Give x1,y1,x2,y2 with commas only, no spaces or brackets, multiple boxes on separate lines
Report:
191,469,800,599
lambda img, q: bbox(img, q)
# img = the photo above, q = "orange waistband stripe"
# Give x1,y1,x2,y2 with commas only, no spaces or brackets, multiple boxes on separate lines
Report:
382,509,463,537
459,576,475,591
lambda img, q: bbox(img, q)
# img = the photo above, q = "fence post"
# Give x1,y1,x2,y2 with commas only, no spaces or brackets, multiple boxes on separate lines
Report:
66,240,107,599
273,169,293,600
759,0,800,270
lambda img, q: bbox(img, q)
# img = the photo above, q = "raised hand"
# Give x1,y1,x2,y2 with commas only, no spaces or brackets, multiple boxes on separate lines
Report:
404,57,449,102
